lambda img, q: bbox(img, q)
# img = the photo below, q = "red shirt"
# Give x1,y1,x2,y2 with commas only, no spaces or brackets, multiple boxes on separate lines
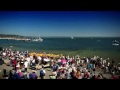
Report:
111,76,117,79
72,60,75,63
14,59,17,65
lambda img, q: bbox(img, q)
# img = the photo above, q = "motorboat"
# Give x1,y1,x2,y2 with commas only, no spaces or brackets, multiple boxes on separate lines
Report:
32,36,43,42
112,40,119,46
112,43,119,46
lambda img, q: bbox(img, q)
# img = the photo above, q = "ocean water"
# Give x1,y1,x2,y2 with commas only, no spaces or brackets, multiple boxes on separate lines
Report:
0,37,120,61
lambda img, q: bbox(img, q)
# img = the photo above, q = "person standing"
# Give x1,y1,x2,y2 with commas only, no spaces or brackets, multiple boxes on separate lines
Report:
40,66,46,79
24,60,28,72
13,58,17,71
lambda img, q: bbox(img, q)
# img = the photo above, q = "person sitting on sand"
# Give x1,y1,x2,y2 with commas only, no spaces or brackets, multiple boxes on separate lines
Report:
50,71,57,79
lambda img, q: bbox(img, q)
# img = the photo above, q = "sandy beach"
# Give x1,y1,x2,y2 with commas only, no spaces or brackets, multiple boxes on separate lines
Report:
0,59,52,79
0,58,112,79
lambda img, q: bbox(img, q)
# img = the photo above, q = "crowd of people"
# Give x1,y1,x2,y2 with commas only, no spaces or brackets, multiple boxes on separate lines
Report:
0,48,120,79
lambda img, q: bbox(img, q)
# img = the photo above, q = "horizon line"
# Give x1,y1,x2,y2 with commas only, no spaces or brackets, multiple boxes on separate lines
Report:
0,34,120,38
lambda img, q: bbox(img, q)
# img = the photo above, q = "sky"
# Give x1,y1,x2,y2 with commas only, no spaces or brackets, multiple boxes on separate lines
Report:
0,11,120,37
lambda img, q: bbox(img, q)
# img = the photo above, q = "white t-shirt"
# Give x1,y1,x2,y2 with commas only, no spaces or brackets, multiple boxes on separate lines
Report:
68,68,72,73
86,58,89,63
69,58,72,62
58,66,62,69
81,60,84,64
44,58,50,62
108,62,110,66
24,61,28,68
16,63,20,68
38,56,41,61
32,59,35,63
106,67,109,72
3,52,6,56
58,59,61,62
40,69,46,74
27,57,30,64
30,56,33,61
118,67,120,70
103,60,106,64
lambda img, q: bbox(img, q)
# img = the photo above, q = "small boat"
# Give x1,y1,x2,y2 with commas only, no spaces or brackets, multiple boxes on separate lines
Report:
71,36,74,39
32,35,43,42
112,43,119,46
112,40,119,46
10,46,13,47
24,39,31,41
112,40,119,43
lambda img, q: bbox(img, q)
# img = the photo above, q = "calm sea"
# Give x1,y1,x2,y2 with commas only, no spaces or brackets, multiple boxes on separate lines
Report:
0,38,120,62
0,37,120,60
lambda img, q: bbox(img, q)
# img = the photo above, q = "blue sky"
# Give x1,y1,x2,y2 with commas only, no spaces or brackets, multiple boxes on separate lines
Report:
0,11,120,37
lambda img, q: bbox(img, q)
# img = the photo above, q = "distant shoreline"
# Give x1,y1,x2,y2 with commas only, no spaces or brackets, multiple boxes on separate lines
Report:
0,37,30,41
0,34,120,38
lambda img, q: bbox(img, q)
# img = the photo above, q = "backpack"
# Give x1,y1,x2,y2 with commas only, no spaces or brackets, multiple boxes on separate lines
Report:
29,73,33,79
32,73,38,79
53,65,58,71
40,69,45,76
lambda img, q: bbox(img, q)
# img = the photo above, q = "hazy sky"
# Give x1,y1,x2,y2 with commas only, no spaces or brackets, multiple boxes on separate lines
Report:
0,11,120,37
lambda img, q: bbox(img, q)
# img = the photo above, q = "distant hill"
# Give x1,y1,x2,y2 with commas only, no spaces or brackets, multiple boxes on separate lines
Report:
0,34,20,37
0,34,27,38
